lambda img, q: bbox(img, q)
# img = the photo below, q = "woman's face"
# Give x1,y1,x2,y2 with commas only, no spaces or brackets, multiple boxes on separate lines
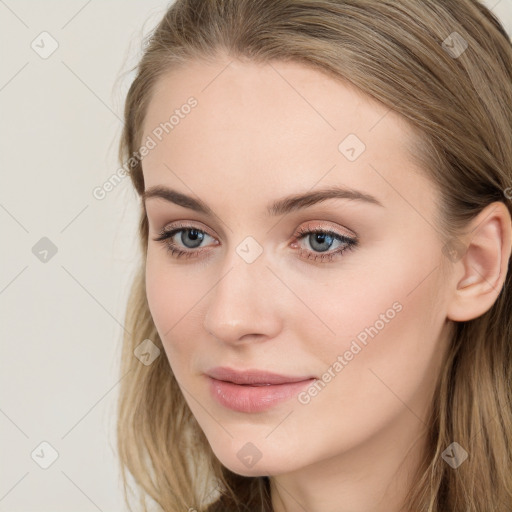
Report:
142,55,453,477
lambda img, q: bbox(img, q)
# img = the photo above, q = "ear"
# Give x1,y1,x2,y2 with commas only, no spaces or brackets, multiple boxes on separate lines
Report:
445,201,512,322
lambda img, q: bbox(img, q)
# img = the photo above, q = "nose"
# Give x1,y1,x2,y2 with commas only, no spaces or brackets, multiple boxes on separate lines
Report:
202,251,283,346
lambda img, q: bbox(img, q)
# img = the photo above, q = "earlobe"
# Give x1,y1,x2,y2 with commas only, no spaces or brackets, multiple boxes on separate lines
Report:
446,201,512,322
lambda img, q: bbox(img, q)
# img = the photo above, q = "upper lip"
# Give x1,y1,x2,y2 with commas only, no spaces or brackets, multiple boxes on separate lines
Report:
206,366,315,385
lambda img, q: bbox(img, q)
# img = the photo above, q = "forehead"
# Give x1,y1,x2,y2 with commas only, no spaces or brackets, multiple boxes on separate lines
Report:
141,56,432,216
143,56,407,144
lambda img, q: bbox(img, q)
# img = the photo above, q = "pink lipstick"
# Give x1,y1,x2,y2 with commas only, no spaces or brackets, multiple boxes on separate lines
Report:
206,367,316,413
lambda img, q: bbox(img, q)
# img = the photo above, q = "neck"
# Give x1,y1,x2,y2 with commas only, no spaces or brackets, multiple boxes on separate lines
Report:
270,406,430,512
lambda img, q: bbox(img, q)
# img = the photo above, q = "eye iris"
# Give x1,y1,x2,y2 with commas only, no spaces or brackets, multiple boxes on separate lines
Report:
181,228,204,248
309,232,333,252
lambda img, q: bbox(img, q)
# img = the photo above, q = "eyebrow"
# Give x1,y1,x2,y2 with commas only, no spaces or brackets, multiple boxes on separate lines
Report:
142,184,384,216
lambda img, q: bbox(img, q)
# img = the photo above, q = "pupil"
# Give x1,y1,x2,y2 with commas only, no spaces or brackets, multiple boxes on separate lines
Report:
188,229,200,240
181,229,204,248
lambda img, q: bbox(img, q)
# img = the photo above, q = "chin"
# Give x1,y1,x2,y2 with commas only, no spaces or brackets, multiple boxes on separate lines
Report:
209,440,300,477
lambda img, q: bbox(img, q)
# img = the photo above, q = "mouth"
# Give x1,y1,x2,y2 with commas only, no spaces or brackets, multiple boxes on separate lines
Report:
205,366,315,385
205,367,316,413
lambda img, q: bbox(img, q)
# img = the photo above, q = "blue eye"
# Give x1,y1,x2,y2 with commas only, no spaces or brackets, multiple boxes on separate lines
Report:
152,223,358,262
292,226,357,262
176,228,206,249
153,225,216,259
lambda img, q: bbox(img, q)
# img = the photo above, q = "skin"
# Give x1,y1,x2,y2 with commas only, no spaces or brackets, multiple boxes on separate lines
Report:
141,54,511,512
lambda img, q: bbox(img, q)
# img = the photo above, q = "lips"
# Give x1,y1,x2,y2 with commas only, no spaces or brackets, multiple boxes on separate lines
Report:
205,366,316,413
206,366,314,385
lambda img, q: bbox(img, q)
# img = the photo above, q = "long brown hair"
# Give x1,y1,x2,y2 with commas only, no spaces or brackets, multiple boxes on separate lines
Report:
116,1,512,510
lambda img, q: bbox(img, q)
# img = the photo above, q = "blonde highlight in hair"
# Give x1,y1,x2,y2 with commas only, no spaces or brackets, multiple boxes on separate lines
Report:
116,1,512,510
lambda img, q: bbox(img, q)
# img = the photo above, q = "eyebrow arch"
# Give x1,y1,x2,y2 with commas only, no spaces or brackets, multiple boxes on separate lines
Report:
142,184,384,216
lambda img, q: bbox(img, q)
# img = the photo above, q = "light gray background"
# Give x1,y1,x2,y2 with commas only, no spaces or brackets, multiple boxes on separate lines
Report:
1,1,511,510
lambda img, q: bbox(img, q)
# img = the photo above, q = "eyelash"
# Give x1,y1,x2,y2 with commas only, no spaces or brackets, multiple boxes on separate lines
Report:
152,222,358,263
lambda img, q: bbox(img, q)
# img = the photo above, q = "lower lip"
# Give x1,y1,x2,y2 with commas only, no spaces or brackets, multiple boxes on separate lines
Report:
208,376,315,413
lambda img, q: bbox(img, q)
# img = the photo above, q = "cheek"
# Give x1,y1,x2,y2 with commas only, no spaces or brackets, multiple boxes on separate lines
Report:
145,256,174,333
304,251,446,420
145,255,193,357
145,253,213,380
303,239,443,357
293,239,446,405
261,261,446,470
145,250,202,329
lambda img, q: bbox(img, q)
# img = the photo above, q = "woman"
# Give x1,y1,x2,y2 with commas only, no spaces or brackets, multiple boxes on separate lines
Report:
116,1,512,510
